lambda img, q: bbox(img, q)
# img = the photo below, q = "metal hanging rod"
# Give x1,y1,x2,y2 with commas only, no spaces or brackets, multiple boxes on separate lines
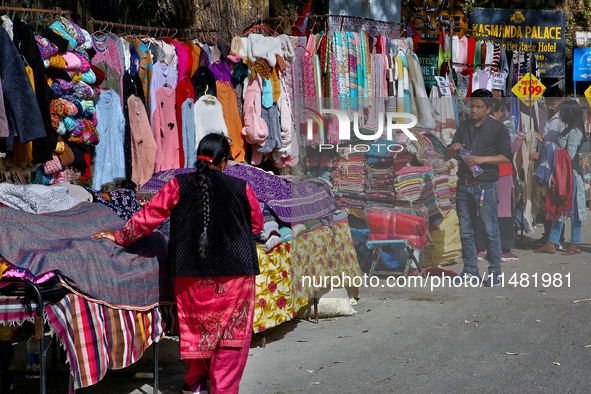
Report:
249,14,402,27
0,6,69,16
88,18,218,35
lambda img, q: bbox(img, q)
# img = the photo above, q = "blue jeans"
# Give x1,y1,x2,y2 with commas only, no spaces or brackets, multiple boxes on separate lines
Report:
456,182,502,274
549,177,582,245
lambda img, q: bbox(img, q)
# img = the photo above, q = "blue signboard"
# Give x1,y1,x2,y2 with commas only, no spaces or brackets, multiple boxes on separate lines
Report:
574,48,591,81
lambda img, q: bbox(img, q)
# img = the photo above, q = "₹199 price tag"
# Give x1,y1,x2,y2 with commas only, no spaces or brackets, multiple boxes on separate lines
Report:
511,73,546,106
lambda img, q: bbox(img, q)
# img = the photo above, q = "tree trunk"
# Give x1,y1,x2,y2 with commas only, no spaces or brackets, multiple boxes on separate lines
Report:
156,0,269,41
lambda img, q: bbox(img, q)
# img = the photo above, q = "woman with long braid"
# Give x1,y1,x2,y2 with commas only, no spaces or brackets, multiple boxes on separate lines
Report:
92,133,263,394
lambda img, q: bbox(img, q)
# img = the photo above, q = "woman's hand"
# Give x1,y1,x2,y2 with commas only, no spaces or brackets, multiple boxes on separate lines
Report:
534,132,544,143
91,231,116,243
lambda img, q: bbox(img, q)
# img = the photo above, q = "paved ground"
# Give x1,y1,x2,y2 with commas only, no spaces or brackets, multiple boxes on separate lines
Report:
5,217,591,394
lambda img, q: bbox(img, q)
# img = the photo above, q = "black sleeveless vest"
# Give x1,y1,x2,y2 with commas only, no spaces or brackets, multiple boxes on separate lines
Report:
167,170,260,277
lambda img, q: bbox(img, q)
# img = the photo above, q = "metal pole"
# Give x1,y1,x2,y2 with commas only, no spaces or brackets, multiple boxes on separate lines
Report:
153,342,158,394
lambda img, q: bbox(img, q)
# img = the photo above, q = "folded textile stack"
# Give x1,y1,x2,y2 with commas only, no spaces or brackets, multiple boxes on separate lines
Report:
433,162,453,213
364,142,398,199
365,162,397,199
448,159,458,202
35,18,99,185
394,166,434,202
393,151,414,173
332,153,366,194
394,166,442,225
306,150,336,183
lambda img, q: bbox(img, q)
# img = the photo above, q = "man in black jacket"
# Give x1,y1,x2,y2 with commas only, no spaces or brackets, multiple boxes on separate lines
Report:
446,89,512,287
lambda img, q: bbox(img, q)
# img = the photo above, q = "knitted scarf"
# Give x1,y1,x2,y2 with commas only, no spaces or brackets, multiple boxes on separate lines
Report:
544,149,574,221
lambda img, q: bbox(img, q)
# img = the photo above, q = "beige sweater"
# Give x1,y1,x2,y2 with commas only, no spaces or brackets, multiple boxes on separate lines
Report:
128,95,158,189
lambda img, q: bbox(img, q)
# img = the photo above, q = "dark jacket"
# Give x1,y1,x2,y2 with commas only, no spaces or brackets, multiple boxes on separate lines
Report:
168,170,259,277
0,27,49,159
13,21,56,163
450,115,512,183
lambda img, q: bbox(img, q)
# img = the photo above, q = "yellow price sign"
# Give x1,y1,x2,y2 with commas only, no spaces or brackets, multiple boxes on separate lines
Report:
585,85,591,108
511,73,546,106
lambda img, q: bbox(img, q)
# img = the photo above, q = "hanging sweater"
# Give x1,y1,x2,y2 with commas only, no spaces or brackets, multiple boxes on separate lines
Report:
181,98,196,168
128,95,158,189
93,89,126,190
216,81,245,162
152,85,180,172
149,61,178,125
194,94,228,147
176,75,196,168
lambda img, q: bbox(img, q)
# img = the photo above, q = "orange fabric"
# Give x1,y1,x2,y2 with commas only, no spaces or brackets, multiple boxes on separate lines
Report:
216,81,246,161
13,137,33,163
498,162,512,177
14,67,35,163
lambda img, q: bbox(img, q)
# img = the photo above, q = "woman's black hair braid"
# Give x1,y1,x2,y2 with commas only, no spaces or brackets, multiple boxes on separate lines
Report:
194,133,231,263
195,159,211,262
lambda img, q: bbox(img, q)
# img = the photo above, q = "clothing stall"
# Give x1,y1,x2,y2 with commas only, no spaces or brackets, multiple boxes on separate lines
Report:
0,13,375,392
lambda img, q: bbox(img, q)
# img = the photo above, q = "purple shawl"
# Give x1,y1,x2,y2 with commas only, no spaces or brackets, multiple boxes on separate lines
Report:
224,165,338,223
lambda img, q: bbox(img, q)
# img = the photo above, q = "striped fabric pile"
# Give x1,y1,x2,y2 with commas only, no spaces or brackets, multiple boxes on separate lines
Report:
332,153,366,194
448,158,458,204
331,152,366,211
305,150,335,183
394,166,442,225
434,162,453,213
364,142,398,199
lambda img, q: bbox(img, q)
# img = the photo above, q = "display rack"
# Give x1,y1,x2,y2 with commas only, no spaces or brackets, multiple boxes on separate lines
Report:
88,18,218,35
248,13,402,38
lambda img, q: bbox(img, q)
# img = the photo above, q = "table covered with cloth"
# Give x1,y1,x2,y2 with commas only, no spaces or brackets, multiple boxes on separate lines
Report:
253,219,361,332
0,293,164,393
0,202,173,310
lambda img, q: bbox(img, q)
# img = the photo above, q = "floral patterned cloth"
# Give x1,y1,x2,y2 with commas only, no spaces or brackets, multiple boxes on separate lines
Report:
253,220,361,332
83,187,143,221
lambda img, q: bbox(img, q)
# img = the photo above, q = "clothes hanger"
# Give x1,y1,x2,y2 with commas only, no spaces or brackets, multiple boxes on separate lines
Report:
294,44,312,55
204,85,215,100
309,15,318,35
368,25,380,37
274,16,285,35
94,20,107,36
241,24,277,37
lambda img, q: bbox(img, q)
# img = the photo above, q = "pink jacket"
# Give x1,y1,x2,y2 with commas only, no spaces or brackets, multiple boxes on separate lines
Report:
152,85,180,172
128,95,158,189
241,74,268,165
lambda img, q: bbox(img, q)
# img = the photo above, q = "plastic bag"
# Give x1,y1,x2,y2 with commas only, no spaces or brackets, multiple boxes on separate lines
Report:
423,209,462,268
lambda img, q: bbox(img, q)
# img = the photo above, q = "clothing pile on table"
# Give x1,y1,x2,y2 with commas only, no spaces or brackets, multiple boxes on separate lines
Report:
0,181,172,393
433,162,454,213
394,166,441,225
332,152,366,209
